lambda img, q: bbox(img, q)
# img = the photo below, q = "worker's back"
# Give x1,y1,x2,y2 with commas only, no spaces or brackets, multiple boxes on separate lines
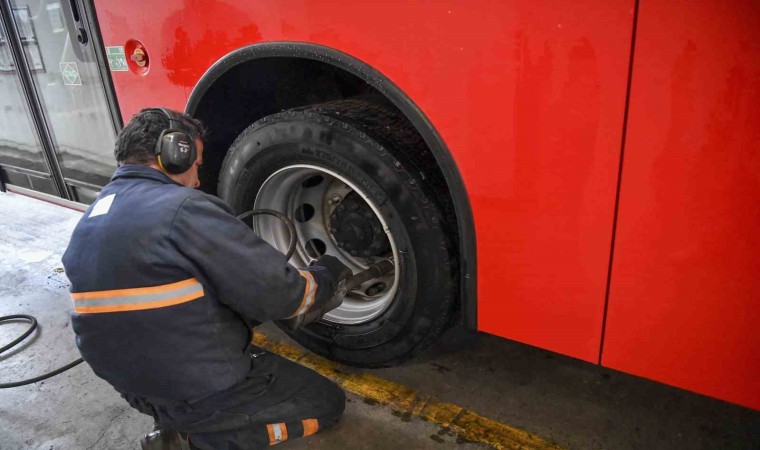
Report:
63,165,251,401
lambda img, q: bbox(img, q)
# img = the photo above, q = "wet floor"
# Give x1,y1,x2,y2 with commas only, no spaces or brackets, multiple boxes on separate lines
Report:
1,191,758,450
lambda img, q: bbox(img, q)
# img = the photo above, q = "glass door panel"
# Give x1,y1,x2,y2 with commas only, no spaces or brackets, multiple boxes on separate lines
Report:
8,0,117,202
0,15,57,195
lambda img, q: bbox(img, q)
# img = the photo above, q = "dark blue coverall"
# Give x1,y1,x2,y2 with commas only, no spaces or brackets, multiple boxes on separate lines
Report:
62,165,345,449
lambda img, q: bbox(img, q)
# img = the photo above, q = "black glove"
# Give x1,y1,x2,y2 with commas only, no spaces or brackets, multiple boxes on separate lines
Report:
313,255,352,283
280,256,351,331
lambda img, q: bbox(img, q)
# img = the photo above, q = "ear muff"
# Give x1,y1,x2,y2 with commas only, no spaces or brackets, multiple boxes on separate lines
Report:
149,108,197,174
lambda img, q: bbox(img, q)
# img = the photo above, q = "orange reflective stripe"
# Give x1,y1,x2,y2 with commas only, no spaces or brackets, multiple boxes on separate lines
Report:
73,290,203,314
290,271,317,318
71,278,204,314
71,278,199,300
301,418,319,437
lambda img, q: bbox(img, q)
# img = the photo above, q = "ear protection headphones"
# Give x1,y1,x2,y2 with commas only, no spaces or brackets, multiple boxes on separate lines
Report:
148,108,197,174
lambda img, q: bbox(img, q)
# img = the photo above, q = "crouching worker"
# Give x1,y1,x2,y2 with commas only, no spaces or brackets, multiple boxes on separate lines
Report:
62,108,349,450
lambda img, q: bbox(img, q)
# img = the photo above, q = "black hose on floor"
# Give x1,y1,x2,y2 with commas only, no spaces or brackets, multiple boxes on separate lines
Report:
0,314,83,389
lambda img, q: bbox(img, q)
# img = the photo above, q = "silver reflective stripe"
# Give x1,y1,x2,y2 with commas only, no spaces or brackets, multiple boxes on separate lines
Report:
273,423,283,442
74,282,203,308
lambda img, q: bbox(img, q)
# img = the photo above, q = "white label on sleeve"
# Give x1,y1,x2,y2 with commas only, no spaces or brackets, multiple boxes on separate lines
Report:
89,194,115,218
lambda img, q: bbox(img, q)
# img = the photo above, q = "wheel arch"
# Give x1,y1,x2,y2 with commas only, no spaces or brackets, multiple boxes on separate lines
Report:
185,42,477,330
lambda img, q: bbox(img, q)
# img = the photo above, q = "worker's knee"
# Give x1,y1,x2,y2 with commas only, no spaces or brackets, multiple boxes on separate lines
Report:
301,372,345,425
315,381,346,432
325,379,346,416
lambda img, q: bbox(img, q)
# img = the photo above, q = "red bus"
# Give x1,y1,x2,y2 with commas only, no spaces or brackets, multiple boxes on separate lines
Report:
0,0,757,410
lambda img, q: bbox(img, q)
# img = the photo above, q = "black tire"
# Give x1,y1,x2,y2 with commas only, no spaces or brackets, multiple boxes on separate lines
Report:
218,99,457,367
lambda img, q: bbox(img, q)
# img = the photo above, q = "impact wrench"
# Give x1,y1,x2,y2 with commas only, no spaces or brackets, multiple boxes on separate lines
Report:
237,209,394,329
281,258,394,330
0,209,393,388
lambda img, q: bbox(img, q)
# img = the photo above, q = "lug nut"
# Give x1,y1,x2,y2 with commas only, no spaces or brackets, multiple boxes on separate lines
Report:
366,282,387,296
328,195,341,205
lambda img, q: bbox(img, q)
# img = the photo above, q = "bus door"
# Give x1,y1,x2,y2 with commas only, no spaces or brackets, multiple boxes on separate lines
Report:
0,0,120,204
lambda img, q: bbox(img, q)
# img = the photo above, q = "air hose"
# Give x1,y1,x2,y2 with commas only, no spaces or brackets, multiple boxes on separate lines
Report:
236,209,298,259
0,315,84,388
0,209,294,389
237,209,395,294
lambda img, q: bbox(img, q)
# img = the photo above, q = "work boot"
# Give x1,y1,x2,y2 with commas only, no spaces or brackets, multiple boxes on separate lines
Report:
140,428,192,450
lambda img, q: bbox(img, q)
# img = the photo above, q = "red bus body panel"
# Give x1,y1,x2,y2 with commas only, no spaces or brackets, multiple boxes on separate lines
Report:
93,0,760,408
604,0,760,410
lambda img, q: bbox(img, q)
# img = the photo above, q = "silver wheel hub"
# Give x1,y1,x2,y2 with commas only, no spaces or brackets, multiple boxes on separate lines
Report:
253,165,399,325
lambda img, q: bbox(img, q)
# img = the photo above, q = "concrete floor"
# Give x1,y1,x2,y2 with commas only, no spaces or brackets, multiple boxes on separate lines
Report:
0,191,758,450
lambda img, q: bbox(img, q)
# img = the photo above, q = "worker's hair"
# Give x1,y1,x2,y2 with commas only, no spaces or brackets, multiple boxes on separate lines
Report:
114,108,206,165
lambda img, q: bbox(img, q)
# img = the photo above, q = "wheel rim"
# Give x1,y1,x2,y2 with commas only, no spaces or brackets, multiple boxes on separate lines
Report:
253,164,400,325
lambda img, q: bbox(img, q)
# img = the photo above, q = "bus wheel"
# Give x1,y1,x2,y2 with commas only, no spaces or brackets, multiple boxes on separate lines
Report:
217,99,458,367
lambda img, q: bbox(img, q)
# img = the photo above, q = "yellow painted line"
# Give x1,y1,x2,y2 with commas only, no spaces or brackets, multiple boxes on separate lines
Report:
254,334,564,450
